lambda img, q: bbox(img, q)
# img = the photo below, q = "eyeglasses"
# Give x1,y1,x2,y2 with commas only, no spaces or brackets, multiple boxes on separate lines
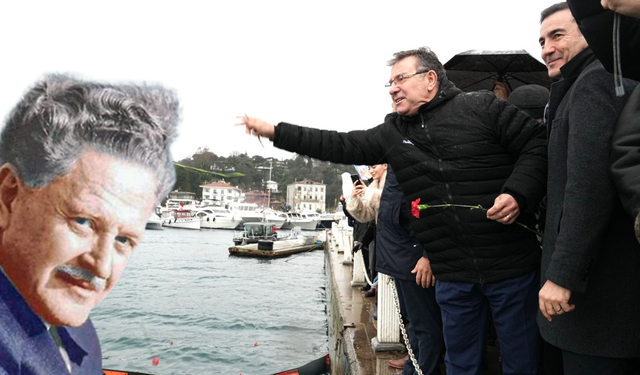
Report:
385,70,429,87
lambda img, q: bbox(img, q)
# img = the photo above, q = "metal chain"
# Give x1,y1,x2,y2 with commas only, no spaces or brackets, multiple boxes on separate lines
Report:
388,276,423,375
354,249,378,287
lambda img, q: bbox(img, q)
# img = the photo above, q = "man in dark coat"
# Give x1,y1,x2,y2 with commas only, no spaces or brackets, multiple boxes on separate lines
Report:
566,0,640,243
377,166,444,375
239,46,547,375
538,3,640,374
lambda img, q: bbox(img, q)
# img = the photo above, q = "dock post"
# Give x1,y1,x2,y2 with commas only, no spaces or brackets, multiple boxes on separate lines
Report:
350,249,366,287
371,273,404,352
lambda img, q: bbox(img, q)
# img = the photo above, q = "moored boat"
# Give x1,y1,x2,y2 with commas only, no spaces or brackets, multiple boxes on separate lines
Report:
232,222,278,246
194,207,242,229
261,209,286,229
280,212,318,231
162,209,200,230
227,201,263,223
145,213,163,230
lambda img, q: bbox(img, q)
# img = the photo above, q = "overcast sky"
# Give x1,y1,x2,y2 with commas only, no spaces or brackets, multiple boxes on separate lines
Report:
1,0,560,161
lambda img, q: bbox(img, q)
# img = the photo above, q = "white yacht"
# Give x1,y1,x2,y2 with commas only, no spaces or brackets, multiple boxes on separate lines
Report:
161,209,200,230
194,207,243,230
145,213,163,230
261,209,286,229
280,212,317,231
227,202,263,223
299,211,322,230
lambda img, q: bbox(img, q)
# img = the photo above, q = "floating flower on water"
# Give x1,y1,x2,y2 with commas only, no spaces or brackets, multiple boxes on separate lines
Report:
152,357,160,366
254,341,258,346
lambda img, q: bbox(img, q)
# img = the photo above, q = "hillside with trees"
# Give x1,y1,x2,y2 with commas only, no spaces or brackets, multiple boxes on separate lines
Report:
173,147,354,212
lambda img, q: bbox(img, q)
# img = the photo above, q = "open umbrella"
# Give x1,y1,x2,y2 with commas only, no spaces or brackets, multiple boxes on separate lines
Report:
443,50,553,92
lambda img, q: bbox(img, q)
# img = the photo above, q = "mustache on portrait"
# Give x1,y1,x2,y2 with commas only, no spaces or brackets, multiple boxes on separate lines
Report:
55,265,107,291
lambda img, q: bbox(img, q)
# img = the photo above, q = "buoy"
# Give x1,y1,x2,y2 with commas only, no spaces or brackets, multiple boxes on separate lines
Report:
152,357,160,366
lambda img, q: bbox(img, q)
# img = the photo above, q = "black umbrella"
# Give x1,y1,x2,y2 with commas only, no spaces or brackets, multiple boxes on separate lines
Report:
443,50,553,92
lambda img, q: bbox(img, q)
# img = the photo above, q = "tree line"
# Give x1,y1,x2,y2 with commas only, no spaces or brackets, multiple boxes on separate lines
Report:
173,147,354,212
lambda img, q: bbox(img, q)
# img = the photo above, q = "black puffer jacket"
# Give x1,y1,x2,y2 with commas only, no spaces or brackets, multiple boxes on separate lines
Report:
274,78,547,283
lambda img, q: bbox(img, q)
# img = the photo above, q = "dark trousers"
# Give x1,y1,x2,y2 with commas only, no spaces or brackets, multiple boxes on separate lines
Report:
562,349,640,375
435,270,540,375
395,278,445,375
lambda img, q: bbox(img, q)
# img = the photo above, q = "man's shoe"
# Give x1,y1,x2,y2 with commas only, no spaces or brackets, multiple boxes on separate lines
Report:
388,355,408,369
364,288,376,298
360,284,371,292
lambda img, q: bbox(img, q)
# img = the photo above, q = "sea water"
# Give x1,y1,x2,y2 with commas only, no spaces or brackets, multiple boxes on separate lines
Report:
92,228,328,375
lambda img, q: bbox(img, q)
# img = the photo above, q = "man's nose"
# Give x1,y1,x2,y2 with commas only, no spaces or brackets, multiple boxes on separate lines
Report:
85,237,114,280
389,83,399,96
541,42,554,62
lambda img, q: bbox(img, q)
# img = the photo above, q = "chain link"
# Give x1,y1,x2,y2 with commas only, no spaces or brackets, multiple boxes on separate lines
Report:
388,277,423,375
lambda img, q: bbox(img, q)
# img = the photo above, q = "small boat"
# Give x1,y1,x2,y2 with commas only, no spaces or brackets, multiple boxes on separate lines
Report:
194,207,243,230
104,370,154,375
317,213,339,229
232,222,279,246
262,209,287,229
162,209,200,230
227,201,263,223
145,213,163,230
271,353,330,375
280,212,318,231
103,353,330,375
229,227,325,258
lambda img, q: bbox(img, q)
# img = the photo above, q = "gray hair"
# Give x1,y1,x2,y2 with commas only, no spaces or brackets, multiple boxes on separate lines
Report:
387,46,446,83
540,2,569,23
0,74,180,200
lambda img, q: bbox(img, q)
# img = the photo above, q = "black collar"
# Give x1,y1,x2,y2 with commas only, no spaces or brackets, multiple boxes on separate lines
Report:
559,47,598,80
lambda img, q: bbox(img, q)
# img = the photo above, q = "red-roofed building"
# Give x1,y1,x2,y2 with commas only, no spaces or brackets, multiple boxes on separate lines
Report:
200,181,241,204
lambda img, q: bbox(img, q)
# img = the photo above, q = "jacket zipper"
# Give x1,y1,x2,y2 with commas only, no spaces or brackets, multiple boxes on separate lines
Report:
421,114,485,284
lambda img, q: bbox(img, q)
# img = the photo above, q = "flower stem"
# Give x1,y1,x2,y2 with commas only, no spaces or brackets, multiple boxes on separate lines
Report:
415,202,543,237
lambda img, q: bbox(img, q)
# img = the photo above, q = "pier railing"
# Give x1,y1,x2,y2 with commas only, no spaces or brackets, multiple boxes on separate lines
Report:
330,220,403,352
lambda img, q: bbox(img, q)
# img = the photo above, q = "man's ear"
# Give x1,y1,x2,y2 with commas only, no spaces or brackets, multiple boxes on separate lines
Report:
426,70,439,92
0,164,21,229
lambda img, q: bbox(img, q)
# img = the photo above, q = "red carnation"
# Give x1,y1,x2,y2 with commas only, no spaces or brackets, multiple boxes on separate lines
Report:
411,198,421,219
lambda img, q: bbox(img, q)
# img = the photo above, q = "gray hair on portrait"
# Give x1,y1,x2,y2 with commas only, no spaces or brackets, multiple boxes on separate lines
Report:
387,46,446,83
540,2,570,23
0,74,180,201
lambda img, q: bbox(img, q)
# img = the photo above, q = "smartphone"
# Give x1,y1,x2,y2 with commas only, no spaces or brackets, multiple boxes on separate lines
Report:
350,174,363,185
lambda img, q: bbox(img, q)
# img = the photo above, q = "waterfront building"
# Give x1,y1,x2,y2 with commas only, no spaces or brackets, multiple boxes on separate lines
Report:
287,179,326,213
200,181,241,205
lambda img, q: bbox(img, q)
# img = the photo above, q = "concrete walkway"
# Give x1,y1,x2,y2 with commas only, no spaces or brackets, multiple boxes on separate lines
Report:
325,231,504,375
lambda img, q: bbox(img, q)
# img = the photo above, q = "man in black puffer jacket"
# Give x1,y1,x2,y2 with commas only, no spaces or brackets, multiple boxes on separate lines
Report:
239,46,547,375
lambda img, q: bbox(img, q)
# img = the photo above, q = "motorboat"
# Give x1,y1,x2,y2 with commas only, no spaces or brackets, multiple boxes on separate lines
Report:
162,209,200,230
261,209,286,229
232,222,279,246
145,213,163,230
317,212,340,229
227,202,263,223
193,207,243,230
279,212,317,231
299,212,322,230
